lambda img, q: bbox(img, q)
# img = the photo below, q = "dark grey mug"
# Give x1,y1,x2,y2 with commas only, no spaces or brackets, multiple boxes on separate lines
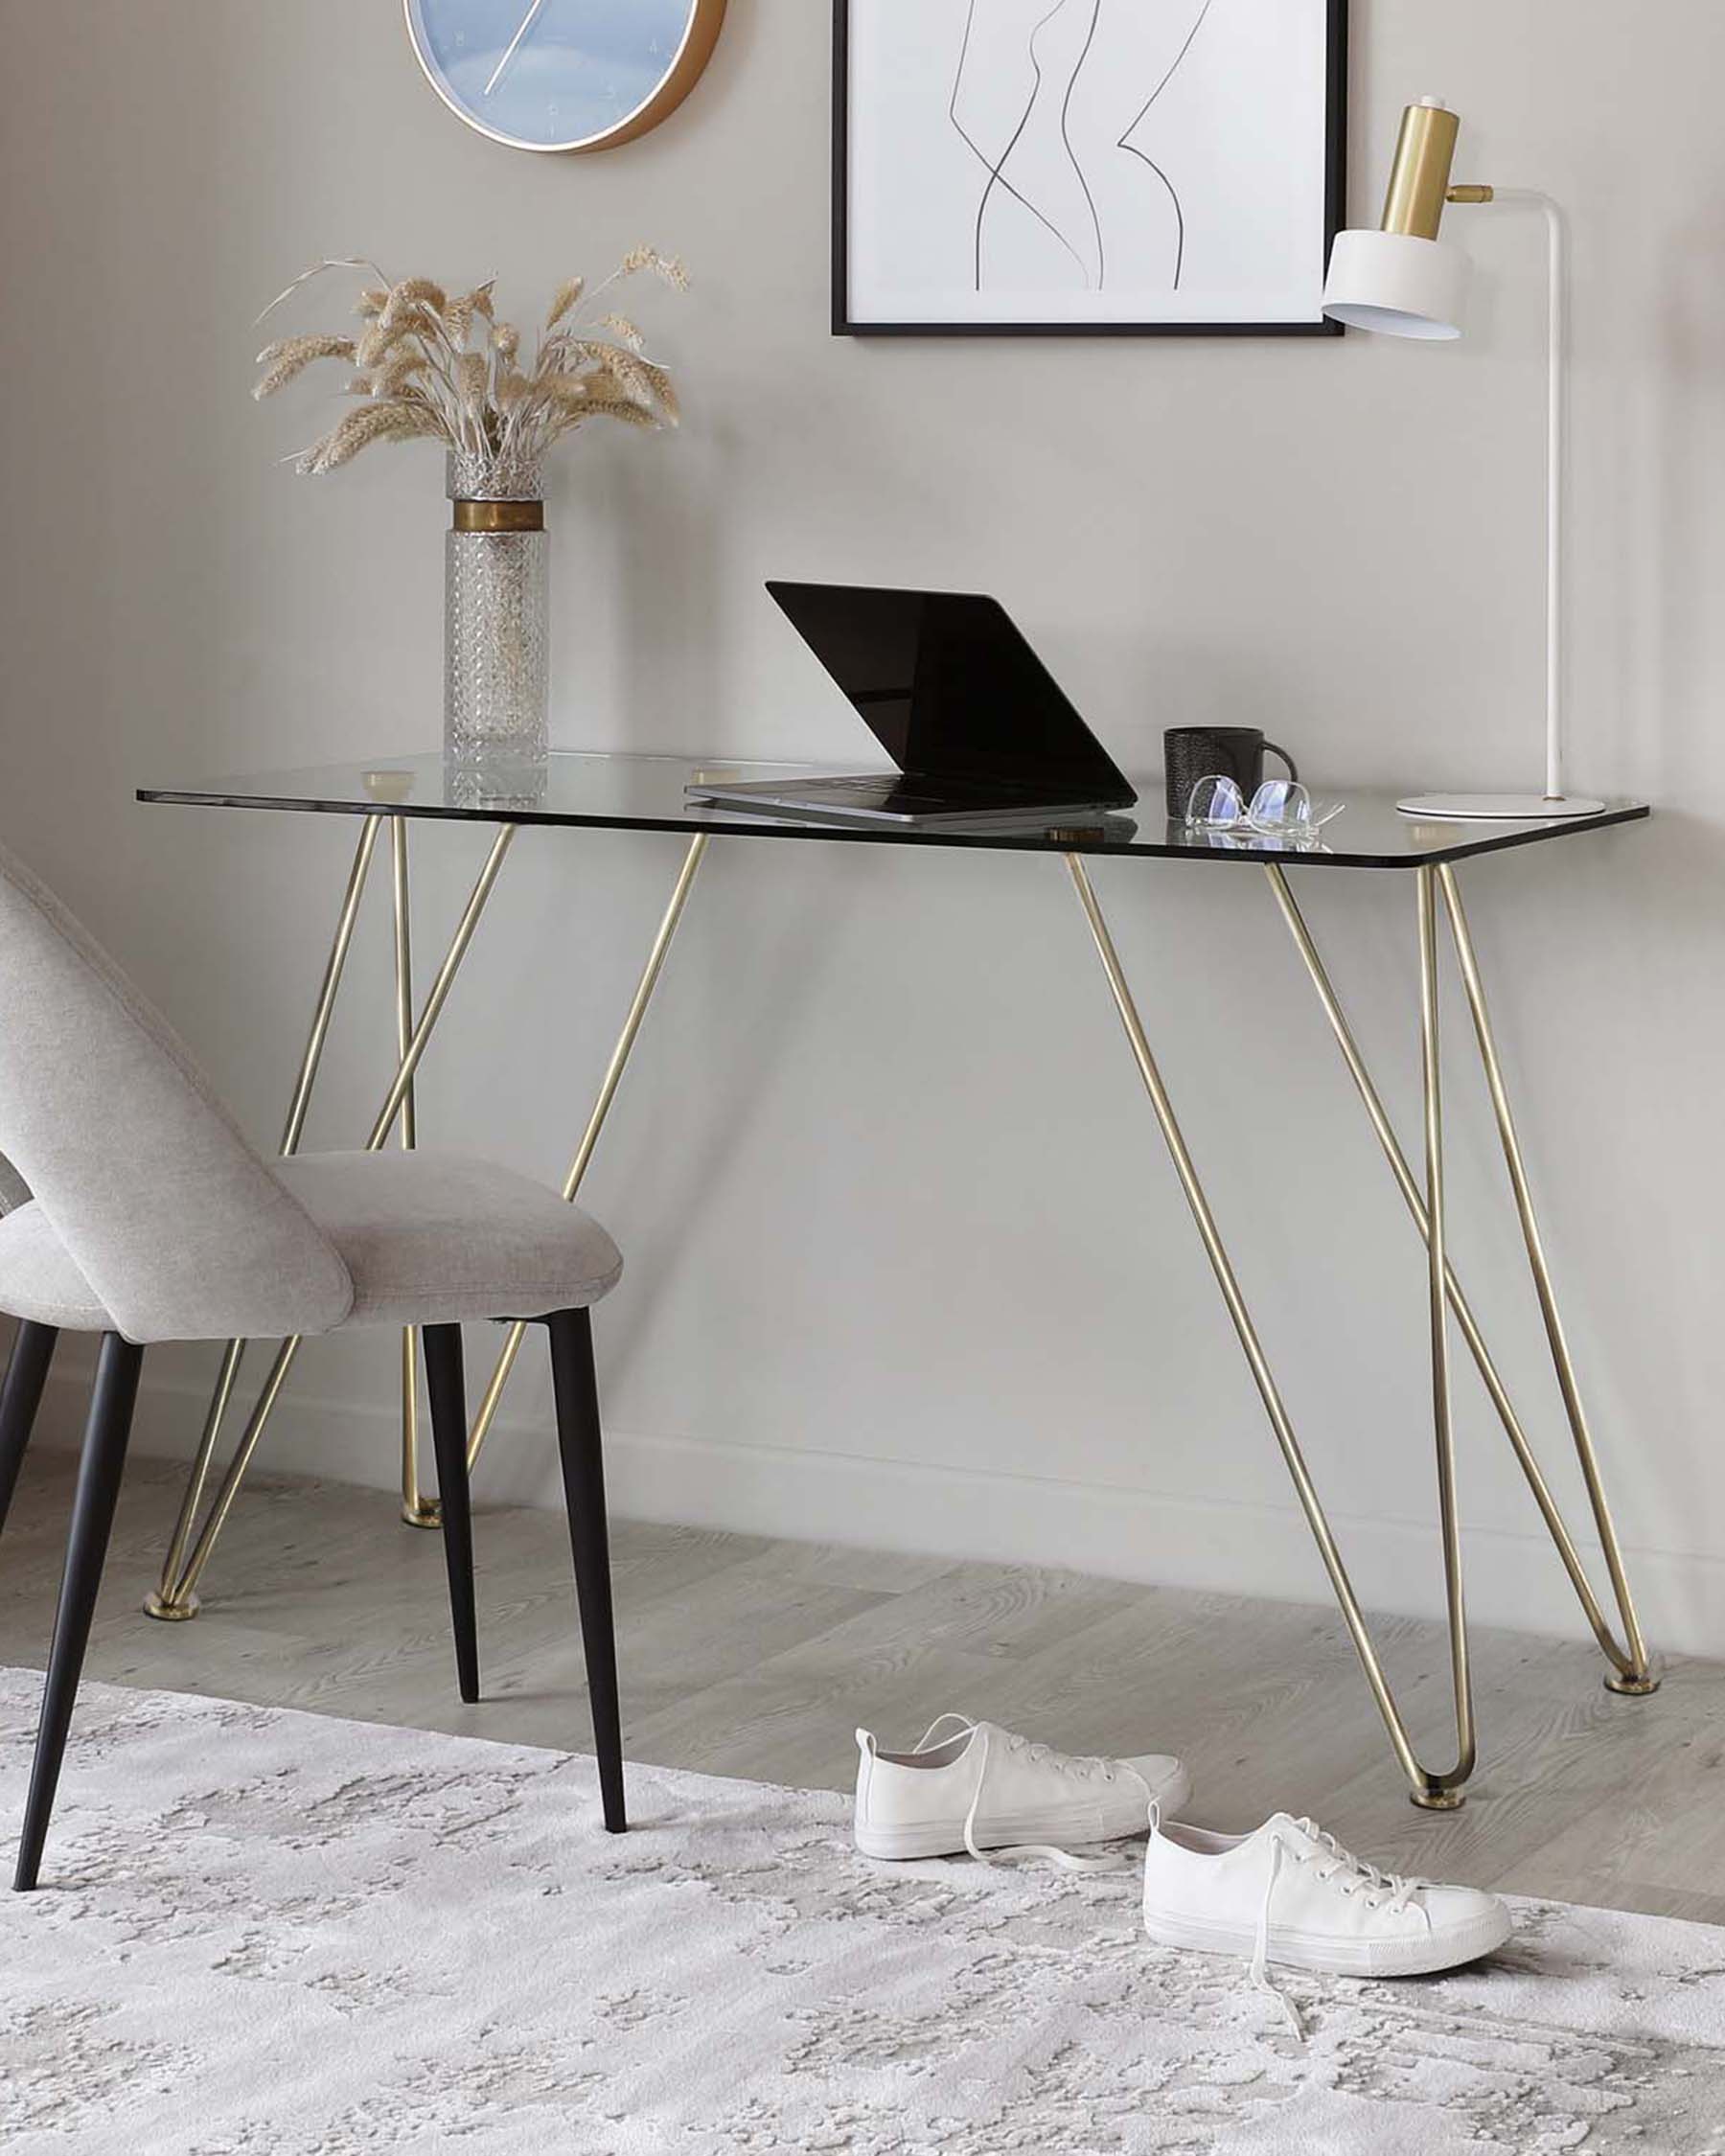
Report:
1163,727,1299,821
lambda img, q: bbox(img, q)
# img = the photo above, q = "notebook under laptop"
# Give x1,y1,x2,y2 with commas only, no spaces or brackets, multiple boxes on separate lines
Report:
684,583,1138,830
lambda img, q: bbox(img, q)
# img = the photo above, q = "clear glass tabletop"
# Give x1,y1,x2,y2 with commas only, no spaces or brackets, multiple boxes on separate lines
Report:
137,753,1650,871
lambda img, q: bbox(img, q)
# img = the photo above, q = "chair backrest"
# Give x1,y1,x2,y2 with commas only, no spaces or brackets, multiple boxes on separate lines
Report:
0,843,353,1343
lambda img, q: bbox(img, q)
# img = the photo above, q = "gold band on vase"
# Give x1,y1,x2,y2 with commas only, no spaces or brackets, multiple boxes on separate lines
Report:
452,498,544,534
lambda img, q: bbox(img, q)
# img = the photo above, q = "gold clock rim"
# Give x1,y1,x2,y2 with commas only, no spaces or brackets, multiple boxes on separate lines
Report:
402,0,726,155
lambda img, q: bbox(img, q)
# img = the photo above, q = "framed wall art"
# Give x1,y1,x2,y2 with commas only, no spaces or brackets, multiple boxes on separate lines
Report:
834,0,1346,336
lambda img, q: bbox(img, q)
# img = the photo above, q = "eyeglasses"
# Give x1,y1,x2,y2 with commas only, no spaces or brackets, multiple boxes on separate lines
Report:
1184,776,1345,845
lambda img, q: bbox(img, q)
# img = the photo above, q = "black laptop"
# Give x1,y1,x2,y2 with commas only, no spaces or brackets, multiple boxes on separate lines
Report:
685,583,1138,829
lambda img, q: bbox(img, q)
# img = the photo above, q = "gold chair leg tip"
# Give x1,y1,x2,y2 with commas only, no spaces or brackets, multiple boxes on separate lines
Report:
401,1499,443,1530
143,1589,201,1623
1410,1785,1466,1812
1604,1670,1661,1697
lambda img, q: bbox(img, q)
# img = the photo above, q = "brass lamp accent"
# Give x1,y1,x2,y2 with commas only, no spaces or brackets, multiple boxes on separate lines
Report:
1379,98,1497,240
1381,99,1461,240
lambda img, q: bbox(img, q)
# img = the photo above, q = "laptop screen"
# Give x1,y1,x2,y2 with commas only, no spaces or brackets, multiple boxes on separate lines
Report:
767,583,1134,801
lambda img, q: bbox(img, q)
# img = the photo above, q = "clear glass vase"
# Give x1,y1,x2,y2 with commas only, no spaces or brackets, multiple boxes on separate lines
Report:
444,449,548,797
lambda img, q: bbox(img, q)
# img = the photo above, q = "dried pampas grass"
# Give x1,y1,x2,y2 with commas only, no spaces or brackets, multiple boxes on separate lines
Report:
443,282,494,347
617,246,689,291
255,251,685,480
544,277,585,331
454,351,488,417
253,334,357,399
295,401,441,473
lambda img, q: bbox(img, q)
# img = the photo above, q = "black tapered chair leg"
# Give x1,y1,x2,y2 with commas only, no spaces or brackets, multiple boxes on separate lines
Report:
422,1322,479,1704
0,1322,58,1540
15,1333,141,1891
545,1307,625,1833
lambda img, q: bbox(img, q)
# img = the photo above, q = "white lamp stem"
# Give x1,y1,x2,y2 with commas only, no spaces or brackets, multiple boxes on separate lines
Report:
1363,159,1603,820
1496,191,1566,802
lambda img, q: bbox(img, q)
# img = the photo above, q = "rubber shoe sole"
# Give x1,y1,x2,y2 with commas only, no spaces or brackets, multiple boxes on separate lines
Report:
1140,1897,1512,1978
857,1762,1192,1862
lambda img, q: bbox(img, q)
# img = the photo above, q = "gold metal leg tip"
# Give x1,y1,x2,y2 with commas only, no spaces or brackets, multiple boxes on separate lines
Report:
143,1588,201,1623
1410,1785,1466,1812
1604,1670,1661,1697
402,1499,443,1530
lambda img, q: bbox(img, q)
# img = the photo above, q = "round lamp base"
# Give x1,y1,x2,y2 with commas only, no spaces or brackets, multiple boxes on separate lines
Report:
1396,792,1607,823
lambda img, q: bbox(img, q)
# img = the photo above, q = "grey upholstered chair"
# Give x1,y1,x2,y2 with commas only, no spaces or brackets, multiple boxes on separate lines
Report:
0,842,627,1889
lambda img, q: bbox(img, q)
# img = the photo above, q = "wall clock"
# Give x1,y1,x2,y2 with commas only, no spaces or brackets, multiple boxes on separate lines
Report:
404,0,726,152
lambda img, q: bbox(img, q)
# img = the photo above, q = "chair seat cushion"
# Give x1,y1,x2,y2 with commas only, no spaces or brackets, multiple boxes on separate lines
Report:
0,1203,108,1331
273,1152,622,1327
0,1152,621,1338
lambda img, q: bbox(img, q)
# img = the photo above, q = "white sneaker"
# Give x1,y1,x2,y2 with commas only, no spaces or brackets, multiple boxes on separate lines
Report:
1141,1812,1512,2006
854,1713,1190,1868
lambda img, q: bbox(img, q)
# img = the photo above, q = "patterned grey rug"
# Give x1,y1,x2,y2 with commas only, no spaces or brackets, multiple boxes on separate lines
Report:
1,1669,1722,2153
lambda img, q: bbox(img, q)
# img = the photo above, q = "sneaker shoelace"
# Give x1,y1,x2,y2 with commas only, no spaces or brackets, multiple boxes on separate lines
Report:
911,1714,1126,1873
1246,1818,1431,2040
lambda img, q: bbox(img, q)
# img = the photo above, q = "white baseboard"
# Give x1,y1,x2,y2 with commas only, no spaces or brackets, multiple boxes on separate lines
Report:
30,1360,1723,1662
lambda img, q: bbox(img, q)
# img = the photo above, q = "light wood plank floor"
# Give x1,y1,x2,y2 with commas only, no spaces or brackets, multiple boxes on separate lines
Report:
1,1450,1720,1924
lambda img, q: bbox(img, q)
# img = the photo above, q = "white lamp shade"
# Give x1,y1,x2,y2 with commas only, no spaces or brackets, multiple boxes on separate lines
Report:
1323,228,1471,339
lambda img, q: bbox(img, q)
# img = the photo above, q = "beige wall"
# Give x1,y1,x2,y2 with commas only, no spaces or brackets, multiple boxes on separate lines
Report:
3,1,1723,1653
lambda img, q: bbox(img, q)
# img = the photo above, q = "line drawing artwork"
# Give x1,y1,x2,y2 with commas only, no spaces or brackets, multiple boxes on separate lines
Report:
949,0,1216,294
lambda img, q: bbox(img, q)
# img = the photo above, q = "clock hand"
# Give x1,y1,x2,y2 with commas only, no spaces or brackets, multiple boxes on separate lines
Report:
484,0,549,96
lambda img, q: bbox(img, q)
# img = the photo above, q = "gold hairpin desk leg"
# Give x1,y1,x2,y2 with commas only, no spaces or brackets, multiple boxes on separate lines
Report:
1066,853,1477,1807
467,831,710,1472
149,823,517,1617
1414,863,1474,1807
1265,862,1656,1695
1437,863,1657,1694
145,814,386,1621
393,819,439,1530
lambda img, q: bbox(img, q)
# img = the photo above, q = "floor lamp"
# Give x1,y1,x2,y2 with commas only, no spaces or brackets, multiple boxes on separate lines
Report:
1322,99,1604,822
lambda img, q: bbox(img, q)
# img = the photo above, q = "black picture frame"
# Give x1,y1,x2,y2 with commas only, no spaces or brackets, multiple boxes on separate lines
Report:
832,0,1347,338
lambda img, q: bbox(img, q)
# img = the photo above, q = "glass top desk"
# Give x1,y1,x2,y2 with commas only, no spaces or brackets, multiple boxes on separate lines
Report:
141,748,1649,866
136,752,1658,1809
